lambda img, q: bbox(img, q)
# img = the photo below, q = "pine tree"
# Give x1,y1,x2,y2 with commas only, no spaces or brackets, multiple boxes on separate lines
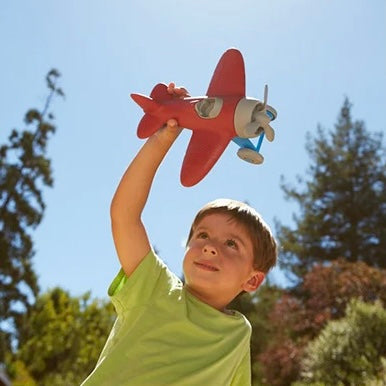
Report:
277,99,386,278
0,70,64,360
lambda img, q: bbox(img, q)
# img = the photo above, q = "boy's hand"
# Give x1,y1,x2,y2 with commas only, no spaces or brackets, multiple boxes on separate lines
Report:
156,118,182,143
165,118,181,133
167,82,190,98
156,82,190,140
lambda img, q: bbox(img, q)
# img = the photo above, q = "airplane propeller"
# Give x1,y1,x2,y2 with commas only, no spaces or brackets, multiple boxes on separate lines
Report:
263,84,268,108
242,85,275,141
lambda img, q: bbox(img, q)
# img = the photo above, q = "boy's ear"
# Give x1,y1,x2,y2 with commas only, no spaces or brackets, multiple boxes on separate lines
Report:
242,271,265,292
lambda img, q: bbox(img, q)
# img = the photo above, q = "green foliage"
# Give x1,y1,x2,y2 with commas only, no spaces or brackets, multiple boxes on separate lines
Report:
258,260,386,386
7,287,115,385
299,299,386,385
277,99,386,279
5,360,36,386
0,69,64,360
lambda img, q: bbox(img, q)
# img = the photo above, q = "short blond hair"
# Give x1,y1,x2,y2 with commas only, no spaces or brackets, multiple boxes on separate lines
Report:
187,199,277,274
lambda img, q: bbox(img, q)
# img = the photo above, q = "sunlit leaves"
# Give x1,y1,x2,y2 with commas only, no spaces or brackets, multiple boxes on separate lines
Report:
0,69,63,362
8,288,115,386
258,260,386,385
299,300,386,385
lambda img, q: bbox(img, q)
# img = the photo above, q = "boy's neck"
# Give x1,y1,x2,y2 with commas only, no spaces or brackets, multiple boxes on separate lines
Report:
184,284,232,313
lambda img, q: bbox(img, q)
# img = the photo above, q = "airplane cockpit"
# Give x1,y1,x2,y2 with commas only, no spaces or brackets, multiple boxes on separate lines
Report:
194,97,223,119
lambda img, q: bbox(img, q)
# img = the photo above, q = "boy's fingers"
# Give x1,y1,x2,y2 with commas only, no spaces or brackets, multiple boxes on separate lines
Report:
167,82,176,95
167,82,176,94
175,87,190,97
167,82,190,98
162,118,182,137
167,118,178,128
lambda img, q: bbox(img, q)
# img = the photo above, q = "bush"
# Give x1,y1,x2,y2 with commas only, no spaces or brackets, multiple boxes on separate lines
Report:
299,299,386,385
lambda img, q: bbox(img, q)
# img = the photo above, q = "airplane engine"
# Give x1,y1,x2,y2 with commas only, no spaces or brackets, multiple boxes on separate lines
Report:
234,97,276,141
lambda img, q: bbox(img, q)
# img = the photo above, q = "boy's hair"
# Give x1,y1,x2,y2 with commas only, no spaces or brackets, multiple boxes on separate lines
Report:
187,199,277,274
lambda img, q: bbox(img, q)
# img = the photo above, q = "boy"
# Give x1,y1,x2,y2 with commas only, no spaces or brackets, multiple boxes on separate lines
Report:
81,84,277,385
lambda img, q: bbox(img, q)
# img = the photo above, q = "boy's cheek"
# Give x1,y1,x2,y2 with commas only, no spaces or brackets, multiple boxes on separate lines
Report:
184,241,200,255
182,253,190,273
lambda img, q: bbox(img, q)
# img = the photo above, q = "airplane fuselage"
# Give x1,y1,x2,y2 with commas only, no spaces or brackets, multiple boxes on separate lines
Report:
147,96,241,139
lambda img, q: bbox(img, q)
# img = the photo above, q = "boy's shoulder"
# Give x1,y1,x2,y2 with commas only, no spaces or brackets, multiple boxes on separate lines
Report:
108,249,182,309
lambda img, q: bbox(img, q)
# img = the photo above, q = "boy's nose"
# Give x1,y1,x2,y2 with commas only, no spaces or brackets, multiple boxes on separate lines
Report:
203,244,217,256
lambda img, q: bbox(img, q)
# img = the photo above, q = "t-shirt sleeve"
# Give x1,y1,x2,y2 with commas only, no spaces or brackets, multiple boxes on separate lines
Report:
230,348,251,386
107,249,181,314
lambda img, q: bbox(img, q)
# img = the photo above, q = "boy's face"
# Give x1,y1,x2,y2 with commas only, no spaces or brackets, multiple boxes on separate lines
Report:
183,213,264,310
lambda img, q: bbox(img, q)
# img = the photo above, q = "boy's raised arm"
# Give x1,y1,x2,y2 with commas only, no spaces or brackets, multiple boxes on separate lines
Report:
110,118,181,277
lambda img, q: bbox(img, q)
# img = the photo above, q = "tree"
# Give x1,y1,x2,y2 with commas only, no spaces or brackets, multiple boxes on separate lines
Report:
277,99,386,278
0,70,64,360
6,287,115,385
258,260,386,385
298,299,386,385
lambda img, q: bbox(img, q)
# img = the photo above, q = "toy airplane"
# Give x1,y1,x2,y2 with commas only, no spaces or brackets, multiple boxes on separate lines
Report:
131,48,277,187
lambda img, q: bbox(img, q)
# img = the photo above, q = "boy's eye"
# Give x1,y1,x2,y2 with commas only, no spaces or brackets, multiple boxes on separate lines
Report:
197,232,208,239
225,239,238,249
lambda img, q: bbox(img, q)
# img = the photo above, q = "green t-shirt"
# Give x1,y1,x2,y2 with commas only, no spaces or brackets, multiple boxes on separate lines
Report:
81,250,252,386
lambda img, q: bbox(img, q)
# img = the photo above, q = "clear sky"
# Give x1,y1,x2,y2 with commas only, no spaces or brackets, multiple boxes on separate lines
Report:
1,0,385,299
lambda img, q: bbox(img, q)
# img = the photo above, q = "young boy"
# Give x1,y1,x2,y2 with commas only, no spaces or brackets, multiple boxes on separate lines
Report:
81,85,277,385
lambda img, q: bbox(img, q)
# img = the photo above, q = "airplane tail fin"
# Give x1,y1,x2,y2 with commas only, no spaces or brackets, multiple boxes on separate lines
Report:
130,93,159,112
131,92,165,138
137,113,164,138
150,83,174,102
131,83,172,111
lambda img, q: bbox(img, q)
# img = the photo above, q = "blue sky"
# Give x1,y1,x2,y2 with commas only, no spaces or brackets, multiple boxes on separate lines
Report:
1,0,385,299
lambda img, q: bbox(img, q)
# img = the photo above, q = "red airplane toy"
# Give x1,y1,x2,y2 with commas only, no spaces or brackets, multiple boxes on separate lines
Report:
131,48,277,187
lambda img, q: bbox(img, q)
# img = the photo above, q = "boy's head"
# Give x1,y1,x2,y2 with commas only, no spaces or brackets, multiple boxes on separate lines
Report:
183,199,277,310
187,199,277,273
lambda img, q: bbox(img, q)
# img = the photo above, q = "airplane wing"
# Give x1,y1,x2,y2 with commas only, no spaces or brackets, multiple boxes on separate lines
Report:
150,83,173,101
206,48,245,97
180,130,233,186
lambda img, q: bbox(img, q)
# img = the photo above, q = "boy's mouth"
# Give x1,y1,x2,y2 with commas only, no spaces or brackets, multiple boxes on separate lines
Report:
194,261,219,271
